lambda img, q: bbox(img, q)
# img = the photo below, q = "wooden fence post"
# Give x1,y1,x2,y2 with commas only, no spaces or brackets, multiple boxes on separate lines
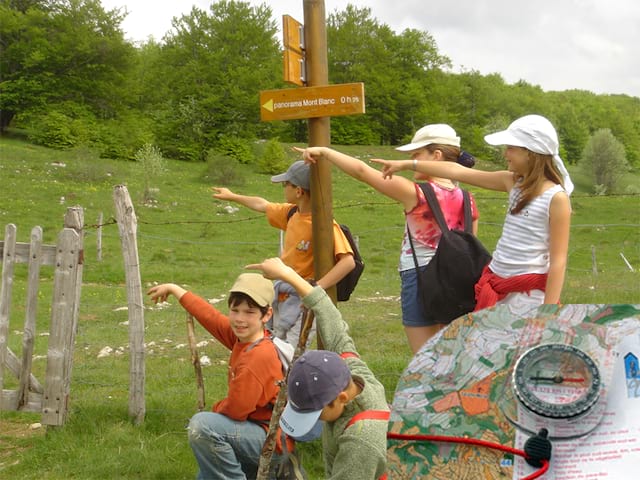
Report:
0,224,17,403
113,185,146,425
97,212,103,262
42,206,84,426
18,227,43,409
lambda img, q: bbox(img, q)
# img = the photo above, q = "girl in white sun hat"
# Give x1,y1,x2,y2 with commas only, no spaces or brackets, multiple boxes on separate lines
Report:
295,124,481,354
373,114,572,310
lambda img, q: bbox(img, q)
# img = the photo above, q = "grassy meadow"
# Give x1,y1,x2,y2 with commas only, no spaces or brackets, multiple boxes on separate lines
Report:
0,135,639,479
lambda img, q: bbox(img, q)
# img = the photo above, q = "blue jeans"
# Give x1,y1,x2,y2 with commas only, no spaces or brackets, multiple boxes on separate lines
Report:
400,266,436,327
188,412,284,480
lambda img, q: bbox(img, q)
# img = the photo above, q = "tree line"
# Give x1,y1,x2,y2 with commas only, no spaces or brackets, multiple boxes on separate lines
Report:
1,0,638,183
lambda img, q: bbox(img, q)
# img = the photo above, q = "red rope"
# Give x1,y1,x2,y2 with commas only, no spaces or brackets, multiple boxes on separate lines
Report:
387,432,550,480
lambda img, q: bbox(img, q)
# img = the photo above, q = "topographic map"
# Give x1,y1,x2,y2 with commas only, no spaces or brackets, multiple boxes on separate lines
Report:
387,304,640,479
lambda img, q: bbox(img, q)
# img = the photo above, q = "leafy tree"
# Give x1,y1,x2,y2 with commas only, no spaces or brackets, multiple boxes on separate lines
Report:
553,102,591,165
256,138,289,174
327,5,450,145
146,1,282,161
134,143,166,203
580,128,629,194
0,0,134,134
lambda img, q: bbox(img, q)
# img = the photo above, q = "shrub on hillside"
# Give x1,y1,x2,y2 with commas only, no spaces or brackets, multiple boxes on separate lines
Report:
215,135,255,164
331,117,378,145
135,143,166,203
21,106,95,149
203,150,245,186
580,128,629,194
95,113,155,161
256,139,290,174
69,146,113,183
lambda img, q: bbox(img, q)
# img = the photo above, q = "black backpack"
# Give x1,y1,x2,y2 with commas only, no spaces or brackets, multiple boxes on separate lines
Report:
407,183,491,324
286,206,364,302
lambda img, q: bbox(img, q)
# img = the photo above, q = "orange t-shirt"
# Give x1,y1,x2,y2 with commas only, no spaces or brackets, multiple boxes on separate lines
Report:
266,203,353,280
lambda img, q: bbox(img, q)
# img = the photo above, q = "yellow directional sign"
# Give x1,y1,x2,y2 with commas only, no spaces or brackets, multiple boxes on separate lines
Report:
283,15,304,54
260,83,365,122
284,49,305,87
282,15,305,86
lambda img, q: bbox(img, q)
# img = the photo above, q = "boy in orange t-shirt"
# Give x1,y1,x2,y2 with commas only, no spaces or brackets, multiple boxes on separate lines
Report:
213,161,355,347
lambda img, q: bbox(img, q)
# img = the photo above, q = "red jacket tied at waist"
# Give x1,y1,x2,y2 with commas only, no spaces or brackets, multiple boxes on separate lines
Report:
474,266,547,311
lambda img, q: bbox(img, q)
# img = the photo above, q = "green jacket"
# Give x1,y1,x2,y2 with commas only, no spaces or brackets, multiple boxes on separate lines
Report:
303,287,388,479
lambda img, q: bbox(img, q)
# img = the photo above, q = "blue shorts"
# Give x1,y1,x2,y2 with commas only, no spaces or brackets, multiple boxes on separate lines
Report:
400,266,436,327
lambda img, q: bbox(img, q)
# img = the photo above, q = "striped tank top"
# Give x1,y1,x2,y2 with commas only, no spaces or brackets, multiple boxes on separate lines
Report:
490,184,565,277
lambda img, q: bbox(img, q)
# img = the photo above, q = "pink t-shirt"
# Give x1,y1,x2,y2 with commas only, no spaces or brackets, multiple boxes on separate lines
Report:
399,182,480,271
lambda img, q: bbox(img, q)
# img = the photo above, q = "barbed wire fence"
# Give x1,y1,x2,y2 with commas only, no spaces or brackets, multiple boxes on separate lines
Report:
19,194,637,420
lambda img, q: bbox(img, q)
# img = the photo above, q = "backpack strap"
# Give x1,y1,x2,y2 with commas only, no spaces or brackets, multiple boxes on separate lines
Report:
245,335,293,373
462,190,472,233
340,352,360,359
406,213,421,273
407,182,445,273
345,409,390,429
286,205,298,222
344,410,390,480
407,183,472,274
245,336,266,352
418,182,448,234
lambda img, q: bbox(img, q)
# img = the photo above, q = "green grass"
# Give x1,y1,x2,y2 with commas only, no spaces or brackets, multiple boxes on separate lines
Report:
0,136,639,479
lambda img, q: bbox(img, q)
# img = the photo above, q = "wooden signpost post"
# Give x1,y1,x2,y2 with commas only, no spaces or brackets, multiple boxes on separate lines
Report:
259,4,367,305
257,3,366,477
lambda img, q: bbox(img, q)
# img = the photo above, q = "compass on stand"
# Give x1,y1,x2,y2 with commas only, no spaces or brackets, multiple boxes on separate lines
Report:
499,343,606,440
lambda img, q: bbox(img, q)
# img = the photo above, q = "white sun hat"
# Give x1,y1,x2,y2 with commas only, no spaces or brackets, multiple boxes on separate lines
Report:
485,114,574,194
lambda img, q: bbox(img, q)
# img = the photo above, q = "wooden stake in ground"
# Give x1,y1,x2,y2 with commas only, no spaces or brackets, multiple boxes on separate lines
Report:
186,313,206,412
256,308,315,480
113,185,145,425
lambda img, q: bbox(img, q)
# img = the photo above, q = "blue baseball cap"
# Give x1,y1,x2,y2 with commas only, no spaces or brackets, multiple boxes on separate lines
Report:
279,350,351,439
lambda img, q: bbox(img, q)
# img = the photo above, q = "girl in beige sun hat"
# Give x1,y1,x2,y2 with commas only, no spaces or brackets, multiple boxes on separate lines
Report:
295,124,481,354
373,114,572,311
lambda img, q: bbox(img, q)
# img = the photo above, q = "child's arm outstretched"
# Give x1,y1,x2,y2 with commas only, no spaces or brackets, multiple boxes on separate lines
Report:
371,158,515,193
294,146,417,210
247,257,313,297
212,187,269,213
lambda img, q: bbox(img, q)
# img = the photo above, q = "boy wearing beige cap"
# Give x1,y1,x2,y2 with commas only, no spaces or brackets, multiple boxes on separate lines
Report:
147,273,292,479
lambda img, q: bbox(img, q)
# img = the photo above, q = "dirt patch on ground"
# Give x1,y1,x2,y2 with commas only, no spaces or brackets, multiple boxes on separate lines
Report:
0,418,45,470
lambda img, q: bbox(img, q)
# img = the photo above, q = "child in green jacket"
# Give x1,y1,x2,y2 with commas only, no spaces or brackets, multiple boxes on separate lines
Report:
247,257,389,480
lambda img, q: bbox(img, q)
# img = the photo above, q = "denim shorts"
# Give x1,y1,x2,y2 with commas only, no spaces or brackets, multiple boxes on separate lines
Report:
400,266,437,327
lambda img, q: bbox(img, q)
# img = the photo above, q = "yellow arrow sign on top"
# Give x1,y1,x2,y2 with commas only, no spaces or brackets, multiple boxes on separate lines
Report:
262,98,274,112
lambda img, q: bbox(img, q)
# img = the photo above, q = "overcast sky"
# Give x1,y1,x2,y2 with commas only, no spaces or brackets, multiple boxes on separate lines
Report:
101,0,640,97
